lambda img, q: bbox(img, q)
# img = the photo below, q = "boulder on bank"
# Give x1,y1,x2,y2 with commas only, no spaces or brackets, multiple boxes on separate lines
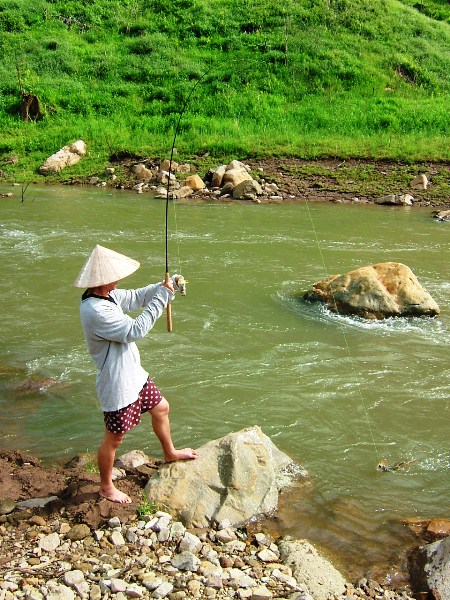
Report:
278,537,348,600
144,426,306,528
303,262,440,319
232,178,263,199
376,193,414,206
39,140,87,175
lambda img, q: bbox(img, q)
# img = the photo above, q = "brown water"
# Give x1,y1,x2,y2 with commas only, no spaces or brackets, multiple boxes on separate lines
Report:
0,184,448,581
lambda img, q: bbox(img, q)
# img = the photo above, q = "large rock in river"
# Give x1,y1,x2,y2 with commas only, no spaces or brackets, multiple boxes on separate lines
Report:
303,262,440,319
144,426,306,528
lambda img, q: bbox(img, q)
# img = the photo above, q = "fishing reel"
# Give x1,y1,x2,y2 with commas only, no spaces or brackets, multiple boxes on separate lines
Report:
177,275,187,296
172,274,187,296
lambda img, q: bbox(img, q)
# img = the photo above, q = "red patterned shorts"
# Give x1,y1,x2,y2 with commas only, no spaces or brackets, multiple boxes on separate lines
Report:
103,377,163,434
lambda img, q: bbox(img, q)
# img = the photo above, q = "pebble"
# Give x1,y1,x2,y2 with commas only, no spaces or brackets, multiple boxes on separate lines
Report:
0,510,415,600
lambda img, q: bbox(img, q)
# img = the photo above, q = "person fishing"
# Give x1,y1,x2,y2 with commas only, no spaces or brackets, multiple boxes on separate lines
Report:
74,244,198,504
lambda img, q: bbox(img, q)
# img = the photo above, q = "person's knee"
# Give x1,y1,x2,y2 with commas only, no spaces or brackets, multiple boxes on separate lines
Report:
151,397,170,418
102,430,125,450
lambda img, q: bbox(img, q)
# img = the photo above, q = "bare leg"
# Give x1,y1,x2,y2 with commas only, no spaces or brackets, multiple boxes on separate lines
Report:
150,397,198,462
98,429,132,503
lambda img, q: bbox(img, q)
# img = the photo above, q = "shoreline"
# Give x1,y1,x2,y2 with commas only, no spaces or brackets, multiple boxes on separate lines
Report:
0,448,435,599
2,158,450,209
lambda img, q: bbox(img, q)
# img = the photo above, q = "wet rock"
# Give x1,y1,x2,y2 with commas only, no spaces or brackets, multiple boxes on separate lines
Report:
303,262,440,319
426,518,450,539
16,496,58,509
376,193,414,206
0,498,16,514
415,536,450,599
434,209,450,221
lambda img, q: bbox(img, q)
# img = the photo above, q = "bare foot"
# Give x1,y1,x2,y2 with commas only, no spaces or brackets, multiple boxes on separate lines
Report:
164,448,198,463
99,485,132,504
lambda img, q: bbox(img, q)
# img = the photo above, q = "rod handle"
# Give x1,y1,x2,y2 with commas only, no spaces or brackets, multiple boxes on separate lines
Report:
165,272,173,332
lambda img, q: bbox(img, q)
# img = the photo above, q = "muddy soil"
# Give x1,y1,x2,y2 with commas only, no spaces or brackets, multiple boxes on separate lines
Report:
0,449,154,530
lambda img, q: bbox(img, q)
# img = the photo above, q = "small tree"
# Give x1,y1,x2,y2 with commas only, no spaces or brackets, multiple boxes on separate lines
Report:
17,63,42,121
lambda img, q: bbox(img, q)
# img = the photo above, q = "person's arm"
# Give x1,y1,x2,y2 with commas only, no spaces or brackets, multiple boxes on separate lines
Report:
112,284,168,313
93,287,173,343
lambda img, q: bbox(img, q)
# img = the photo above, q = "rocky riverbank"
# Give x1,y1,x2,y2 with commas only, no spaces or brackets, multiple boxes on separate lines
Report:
4,150,449,210
72,156,450,210
0,450,421,600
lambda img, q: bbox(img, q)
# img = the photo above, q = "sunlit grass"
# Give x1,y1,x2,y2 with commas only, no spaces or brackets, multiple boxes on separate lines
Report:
0,0,449,181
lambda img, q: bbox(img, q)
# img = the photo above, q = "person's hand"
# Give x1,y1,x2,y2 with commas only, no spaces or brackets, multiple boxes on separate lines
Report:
161,277,175,294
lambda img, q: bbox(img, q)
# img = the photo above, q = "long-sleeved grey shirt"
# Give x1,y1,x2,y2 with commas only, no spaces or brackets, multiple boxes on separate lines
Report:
80,284,174,412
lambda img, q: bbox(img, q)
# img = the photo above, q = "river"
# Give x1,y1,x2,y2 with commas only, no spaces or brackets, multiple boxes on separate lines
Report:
0,184,448,581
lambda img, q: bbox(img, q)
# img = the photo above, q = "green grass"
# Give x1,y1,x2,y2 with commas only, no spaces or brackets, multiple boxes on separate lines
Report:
136,494,158,520
0,0,449,182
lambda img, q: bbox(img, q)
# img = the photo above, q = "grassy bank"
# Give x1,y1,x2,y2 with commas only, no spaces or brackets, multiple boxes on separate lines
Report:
0,0,449,182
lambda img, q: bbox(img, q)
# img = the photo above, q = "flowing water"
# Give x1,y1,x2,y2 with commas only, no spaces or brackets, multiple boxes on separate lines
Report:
1,184,449,581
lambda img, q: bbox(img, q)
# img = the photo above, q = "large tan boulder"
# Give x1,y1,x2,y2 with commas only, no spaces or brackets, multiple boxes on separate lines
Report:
222,168,253,187
303,262,439,319
39,140,87,174
185,174,205,190
131,163,153,181
144,426,306,528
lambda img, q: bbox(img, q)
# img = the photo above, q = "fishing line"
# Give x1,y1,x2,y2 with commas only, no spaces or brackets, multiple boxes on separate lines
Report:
165,65,213,270
164,64,214,331
301,194,382,463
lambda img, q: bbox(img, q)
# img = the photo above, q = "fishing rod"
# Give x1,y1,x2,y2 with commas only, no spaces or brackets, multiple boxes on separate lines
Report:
164,65,213,332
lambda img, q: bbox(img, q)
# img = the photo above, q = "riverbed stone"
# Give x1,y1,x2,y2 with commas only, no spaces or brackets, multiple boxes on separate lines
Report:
232,179,263,199
0,498,16,514
46,584,75,600
152,581,174,598
211,165,227,187
179,531,202,554
171,550,201,571
39,532,61,552
278,538,348,600
66,523,90,541
115,449,150,470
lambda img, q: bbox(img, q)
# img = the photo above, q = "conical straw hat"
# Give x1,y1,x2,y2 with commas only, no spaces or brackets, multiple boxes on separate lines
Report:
74,245,140,288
